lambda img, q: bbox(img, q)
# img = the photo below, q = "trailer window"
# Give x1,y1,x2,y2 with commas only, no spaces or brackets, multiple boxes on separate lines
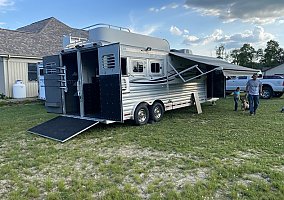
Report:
133,61,144,73
151,63,160,73
121,57,127,75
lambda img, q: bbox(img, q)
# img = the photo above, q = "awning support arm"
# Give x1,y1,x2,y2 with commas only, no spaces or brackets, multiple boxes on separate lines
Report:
184,67,219,82
168,62,220,82
168,62,186,82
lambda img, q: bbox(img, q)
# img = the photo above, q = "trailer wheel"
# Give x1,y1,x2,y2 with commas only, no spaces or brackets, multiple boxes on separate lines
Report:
134,103,149,125
150,102,164,122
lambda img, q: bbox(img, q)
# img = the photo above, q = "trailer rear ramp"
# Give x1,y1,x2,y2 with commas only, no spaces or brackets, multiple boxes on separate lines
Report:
28,116,99,142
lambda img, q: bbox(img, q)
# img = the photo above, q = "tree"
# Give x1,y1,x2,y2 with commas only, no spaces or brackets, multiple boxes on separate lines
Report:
230,44,256,67
215,44,225,59
230,49,240,65
263,40,284,67
239,44,256,67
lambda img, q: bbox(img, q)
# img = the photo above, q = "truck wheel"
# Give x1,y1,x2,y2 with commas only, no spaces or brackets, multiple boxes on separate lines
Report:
150,102,164,122
134,103,149,125
273,92,283,98
262,86,273,99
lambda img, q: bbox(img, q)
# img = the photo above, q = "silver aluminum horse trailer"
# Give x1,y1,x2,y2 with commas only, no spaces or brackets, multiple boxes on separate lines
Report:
28,24,259,142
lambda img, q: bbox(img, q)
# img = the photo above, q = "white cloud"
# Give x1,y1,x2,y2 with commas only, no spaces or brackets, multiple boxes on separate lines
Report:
0,0,14,8
183,35,199,42
182,26,275,49
185,0,284,24
0,0,14,12
170,26,183,36
130,24,160,36
149,3,180,12
279,20,284,24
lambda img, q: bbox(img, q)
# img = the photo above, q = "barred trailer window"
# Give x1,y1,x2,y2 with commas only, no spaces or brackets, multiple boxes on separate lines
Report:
28,63,37,81
132,61,144,73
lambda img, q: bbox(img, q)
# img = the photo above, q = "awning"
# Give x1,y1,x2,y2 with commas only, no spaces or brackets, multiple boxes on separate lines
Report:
170,52,260,76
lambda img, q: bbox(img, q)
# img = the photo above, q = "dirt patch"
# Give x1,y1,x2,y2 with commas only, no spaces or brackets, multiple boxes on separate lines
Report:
235,150,261,159
0,180,12,199
238,173,271,187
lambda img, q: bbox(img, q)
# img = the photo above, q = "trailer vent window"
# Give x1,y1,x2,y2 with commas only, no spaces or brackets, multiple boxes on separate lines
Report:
151,63,160,73
102,54,115,68
46,69,57,74
133,61,144,73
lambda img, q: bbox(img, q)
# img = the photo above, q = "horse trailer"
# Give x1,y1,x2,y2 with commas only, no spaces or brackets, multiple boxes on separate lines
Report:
28,24,259,142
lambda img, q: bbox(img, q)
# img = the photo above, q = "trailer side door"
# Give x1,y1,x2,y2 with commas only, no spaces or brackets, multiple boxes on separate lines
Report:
98,43,122,122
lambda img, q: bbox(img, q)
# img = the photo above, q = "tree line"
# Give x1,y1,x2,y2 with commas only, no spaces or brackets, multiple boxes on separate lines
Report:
215,40,284,69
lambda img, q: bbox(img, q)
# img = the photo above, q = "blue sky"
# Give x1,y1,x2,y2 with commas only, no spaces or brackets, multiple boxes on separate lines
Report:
1,0,284,57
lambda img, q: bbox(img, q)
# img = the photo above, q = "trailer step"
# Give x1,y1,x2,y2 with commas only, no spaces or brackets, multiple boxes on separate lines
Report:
28,116,99,142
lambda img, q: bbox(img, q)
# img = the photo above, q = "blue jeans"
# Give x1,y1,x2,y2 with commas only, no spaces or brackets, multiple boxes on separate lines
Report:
234,97,239,111
248,94,259,114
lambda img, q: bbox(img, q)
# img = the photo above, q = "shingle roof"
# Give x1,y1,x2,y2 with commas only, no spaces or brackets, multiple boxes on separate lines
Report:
0,17,88,57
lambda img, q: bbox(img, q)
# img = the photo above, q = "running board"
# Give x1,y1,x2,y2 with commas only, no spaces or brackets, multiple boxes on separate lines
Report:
28,116,99,142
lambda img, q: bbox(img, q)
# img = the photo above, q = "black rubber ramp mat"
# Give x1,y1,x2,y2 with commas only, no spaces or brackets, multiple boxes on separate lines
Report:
28,116,99,142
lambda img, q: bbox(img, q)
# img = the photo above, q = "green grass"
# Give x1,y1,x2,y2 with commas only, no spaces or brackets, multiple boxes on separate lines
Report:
0,97,283,199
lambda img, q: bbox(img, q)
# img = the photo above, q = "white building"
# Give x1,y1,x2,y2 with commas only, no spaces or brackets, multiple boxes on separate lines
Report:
0,17,87,98
263,63,284,76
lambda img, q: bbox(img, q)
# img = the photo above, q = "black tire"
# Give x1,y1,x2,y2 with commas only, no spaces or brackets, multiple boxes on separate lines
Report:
149,102,164,122
262,86,273,99
134,103,149,125
273,92,283,98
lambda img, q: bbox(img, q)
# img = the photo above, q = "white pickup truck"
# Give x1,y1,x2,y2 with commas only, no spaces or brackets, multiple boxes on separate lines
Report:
226,75,284,99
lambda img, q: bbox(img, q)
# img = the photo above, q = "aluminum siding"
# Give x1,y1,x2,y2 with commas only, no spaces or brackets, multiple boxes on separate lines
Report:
5,57,41,97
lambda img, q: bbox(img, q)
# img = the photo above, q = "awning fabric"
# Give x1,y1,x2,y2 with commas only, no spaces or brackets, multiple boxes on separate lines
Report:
170,52,260,76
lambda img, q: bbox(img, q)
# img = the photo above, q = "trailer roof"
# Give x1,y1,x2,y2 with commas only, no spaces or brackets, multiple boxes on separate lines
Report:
170,52,260,76
88,27,170,52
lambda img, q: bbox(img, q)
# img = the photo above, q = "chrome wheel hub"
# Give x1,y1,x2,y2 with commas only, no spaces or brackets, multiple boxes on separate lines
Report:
154,106,161,119
138,109,147,123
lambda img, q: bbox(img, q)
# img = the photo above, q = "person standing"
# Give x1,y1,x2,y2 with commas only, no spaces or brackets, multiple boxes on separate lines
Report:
246,73,262,115
233,87,240,111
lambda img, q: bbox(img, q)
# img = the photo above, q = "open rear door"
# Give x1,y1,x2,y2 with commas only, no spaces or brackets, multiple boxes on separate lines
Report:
98,43,123,122
28,116,99,142
43,55,64,114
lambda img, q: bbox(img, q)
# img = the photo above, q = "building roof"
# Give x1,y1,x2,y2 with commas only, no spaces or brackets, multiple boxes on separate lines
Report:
0,17,88,57
262,63,284,72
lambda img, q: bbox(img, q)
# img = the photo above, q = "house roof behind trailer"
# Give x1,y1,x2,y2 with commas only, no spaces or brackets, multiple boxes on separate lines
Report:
0,17,88,57
170,52,260,76
88,26,170,52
